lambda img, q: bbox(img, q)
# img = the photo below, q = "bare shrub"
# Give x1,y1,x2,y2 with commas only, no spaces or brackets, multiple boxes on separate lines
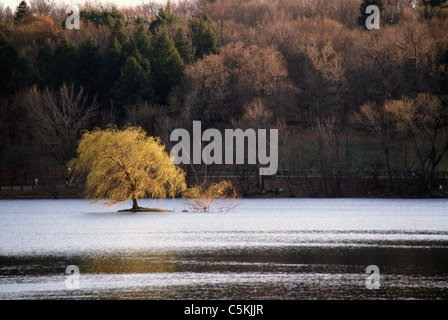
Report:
184,180,241,212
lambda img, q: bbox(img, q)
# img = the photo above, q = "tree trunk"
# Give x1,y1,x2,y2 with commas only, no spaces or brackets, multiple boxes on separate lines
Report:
132,198,139,210
384,148,394,192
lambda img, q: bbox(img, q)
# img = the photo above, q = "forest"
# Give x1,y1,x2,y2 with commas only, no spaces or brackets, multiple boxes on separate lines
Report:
1,0,448,198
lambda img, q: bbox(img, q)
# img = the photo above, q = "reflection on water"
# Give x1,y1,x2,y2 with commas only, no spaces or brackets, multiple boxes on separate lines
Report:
0,199,447,299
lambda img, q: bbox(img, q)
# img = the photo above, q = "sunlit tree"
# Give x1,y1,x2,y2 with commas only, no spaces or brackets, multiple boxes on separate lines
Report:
68,126,187,211
184,180,241,213
386,94,448,195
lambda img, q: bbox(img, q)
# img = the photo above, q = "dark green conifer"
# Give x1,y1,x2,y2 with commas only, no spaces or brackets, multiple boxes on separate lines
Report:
174,28,195,65
149,31,185,104
14,1,31,24
189,15,219,59
113,55,154,107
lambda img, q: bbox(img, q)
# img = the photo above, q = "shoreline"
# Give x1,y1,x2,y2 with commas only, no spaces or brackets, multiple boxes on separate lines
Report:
0,187,445,200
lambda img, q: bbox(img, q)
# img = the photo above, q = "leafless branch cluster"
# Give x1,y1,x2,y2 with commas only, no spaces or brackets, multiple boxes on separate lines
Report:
22,84,98,161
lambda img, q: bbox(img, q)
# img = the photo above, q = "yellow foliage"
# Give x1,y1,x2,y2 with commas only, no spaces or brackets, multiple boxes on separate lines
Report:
68,126,187,207
14,15,58,48
384,94,447,140
17,15,54,28
184,180,241,212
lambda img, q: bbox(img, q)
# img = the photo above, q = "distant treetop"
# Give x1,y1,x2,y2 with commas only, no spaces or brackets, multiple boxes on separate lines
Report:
14,1,31,24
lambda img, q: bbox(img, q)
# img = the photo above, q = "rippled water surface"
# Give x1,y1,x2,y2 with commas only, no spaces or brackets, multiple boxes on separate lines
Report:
0,198,447,299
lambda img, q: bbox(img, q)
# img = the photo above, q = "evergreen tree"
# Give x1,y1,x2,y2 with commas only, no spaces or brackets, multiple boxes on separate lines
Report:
14,1,31,24
37,34,78,90
111,18,131,52
133,23,152,59
149,31,185,104
36,40,56,88
97,16,132,105
98,37,126,108
189,15,219,59
80,7,126,28
174,27,195,65
76,35,101,95
52,34,77,88
149,8,180,34
112,55,154,108
0,34,29,96
357,0,384,28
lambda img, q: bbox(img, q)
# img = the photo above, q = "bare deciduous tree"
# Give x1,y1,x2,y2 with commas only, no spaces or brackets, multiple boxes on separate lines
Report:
315,115,343,197
184,180,241,212
186,42,295,126
29,0,55,16
386,94,448,195
0,3,13,24
23,84,98,162
355,101,397,191
232,98,273,130
304,38,347,121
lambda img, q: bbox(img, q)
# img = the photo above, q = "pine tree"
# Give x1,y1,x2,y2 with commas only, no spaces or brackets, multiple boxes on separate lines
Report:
113,55,154,108
36,41,54,88
149,8,180,34
14,1,31,24
48,34,77,89
76,35,101,95
98,37,126,108
0,34,29,95
189,15,219,59
110,18,132,55
133,23,152,59
80,7,125,28
174,27,195,65
149,31,185,104
357,0,384,28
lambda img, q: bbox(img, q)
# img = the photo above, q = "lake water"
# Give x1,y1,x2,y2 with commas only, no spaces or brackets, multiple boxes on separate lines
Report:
0,198,447,300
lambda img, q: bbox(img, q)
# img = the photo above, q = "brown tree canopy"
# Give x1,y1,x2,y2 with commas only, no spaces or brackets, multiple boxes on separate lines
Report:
185,42,296,126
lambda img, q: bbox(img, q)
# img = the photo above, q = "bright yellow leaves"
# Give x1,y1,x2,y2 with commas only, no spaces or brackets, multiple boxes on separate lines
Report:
68,126,186,208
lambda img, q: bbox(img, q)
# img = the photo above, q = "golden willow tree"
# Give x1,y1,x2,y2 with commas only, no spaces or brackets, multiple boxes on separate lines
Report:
68,126,186,212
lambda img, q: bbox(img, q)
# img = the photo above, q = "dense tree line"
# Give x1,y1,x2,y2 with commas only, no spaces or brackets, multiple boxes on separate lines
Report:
1,0,448,197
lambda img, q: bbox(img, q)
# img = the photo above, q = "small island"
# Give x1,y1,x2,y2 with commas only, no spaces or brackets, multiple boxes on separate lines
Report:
118,207,172,213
